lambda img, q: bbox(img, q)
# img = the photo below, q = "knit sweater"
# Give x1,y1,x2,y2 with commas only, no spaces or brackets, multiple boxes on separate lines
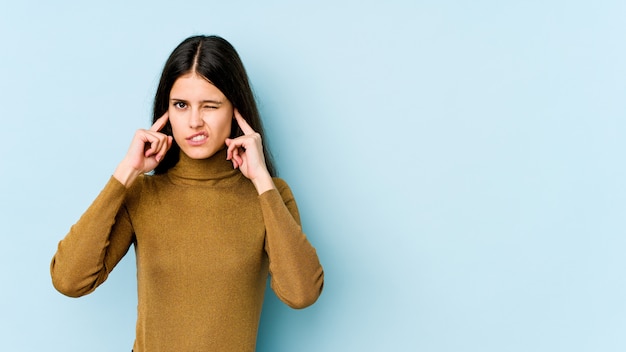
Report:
50,148,324,351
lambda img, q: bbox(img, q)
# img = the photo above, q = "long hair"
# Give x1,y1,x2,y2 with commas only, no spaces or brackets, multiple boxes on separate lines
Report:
152,35,276,176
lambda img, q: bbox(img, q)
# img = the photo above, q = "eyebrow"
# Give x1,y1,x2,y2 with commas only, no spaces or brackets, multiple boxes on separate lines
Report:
170,98,224,105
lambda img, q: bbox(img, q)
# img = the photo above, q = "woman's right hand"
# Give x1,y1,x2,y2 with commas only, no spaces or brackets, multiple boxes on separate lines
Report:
113,113,173,187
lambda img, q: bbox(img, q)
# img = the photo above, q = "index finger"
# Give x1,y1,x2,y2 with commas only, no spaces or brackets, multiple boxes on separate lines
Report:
234,109,255,135
150,112,169,132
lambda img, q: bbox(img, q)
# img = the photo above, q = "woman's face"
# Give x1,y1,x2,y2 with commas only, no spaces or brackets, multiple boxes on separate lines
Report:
168,73,233,159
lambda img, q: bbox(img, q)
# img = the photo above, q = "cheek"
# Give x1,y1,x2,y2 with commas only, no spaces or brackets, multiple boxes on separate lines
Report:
167,113,186,141
207,113,233,136
221,117,234,135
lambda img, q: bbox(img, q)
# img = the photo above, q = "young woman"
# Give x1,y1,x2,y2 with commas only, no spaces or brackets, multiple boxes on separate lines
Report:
50,35,324,352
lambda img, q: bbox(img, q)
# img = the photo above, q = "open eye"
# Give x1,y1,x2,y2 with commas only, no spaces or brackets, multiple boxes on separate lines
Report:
173,101,187,109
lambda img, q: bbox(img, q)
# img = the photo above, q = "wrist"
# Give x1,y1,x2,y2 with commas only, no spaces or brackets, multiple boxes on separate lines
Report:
113,160,142,188
251,171,275,195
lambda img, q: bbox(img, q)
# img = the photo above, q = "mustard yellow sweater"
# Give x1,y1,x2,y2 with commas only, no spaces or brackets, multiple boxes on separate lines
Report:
50,149,324,351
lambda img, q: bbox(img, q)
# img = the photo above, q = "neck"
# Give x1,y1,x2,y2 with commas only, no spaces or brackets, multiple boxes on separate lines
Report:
167,148,241,186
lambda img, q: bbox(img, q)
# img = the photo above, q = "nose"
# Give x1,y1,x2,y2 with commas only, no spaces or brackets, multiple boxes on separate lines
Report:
189,108,204,128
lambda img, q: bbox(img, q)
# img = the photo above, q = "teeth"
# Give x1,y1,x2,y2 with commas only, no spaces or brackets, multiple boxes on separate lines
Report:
191,135,206,141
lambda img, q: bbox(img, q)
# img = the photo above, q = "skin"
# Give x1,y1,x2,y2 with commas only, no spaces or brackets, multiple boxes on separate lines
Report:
113,73,275,195
168,73,234,160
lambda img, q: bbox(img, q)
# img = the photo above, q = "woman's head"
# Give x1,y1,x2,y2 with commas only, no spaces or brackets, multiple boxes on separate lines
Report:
152,35,275,176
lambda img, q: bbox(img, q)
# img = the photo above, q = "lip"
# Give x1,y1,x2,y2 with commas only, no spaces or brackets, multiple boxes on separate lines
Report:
186,132,208,146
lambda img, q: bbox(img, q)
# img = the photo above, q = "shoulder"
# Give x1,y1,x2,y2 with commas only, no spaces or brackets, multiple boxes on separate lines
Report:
272,177,289,191
125,173,166,200
272,177,295,204
121,174,145,203
272,177,294,200
123,173,173,208
269,177,301,220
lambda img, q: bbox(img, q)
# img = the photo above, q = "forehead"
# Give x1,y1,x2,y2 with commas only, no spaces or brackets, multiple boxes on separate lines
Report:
170,73,226,100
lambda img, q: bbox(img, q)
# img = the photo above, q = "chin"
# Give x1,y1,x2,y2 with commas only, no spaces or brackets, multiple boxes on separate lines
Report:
193,152,215,160
182,148,217,160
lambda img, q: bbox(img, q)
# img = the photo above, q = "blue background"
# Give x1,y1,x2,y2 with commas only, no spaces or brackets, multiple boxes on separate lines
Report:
1,1,625,351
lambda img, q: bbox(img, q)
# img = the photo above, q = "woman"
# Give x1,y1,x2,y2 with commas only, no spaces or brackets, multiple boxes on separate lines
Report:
50,35,324,352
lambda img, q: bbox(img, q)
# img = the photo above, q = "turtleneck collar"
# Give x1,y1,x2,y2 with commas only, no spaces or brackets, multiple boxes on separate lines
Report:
167,147,242,186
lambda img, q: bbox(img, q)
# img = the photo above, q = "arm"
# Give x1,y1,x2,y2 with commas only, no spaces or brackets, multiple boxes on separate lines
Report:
50,177,136,298
261,178,324,309
51,113,171,297
225,111,323,307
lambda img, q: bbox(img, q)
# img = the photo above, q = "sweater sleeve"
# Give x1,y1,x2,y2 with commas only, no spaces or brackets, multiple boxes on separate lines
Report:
50,176,136,298
260,178,324,309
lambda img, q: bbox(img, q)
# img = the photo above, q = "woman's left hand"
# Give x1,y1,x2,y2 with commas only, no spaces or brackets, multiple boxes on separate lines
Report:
225,109,275,194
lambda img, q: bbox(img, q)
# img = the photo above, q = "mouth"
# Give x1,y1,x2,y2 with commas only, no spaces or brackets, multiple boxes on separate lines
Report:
186,132,208,145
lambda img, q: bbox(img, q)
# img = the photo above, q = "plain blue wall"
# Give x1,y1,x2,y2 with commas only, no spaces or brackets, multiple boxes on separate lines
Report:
1,1,625,351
